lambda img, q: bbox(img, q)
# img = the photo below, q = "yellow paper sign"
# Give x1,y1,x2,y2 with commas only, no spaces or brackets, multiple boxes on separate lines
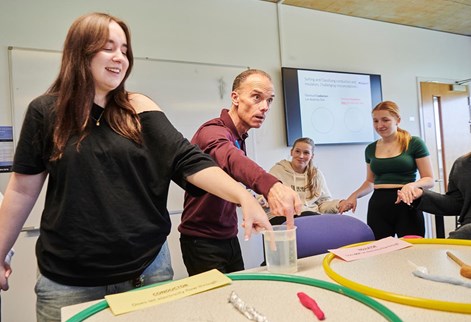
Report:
105,269,231,315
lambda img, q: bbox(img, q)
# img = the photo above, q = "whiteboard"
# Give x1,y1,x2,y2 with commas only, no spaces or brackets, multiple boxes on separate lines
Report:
9,47,248,228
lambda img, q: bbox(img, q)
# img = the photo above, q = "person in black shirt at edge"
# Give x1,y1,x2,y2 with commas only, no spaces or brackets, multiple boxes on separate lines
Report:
397,152,471,240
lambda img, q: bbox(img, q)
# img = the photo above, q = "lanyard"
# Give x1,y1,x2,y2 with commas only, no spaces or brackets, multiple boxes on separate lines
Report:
234,140,241,150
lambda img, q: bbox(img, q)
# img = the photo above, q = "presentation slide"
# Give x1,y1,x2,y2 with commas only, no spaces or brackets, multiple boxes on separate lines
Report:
297,70,375,144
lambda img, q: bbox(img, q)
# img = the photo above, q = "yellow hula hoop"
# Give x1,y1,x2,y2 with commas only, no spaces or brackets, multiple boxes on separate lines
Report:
323,238,471,314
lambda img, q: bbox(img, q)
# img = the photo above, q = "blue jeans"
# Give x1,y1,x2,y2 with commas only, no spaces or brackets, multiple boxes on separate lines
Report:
35,241,173,322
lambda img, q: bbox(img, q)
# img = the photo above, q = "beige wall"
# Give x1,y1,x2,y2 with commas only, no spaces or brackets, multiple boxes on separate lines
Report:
1,0,470,320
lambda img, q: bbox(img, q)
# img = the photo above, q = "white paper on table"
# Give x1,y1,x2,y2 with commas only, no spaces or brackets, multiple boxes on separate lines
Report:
328,236,413,261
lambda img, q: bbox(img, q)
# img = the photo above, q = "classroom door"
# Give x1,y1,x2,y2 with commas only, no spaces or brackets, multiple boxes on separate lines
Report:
420,82,471,237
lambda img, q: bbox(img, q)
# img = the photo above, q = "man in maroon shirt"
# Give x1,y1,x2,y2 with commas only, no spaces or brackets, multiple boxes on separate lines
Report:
179,69,302,275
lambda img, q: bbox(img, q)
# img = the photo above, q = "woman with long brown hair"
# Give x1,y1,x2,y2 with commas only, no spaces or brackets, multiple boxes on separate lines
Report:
0,12,272,321
341,101,434,239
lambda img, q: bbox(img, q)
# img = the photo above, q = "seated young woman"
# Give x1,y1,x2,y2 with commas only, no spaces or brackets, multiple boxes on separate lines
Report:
260,137,352,225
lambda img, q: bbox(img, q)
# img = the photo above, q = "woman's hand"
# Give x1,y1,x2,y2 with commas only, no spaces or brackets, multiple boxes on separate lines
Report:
240,196,273,240
339,195,358,213
396,185,423,205
338,199,354,214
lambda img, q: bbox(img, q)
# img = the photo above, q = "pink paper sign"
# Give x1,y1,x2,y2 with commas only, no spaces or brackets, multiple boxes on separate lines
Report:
328,236,413,261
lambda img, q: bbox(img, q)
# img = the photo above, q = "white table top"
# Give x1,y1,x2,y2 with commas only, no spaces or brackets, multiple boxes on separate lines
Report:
62,240,471,322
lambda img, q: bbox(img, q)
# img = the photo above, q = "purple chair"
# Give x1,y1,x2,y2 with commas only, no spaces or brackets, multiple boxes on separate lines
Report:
293,214,375,258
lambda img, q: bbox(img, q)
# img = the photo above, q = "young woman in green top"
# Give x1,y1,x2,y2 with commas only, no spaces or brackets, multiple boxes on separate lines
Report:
340,101,434,239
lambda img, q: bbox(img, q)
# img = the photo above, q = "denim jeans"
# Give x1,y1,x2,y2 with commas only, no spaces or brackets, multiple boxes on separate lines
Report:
35,241,173,322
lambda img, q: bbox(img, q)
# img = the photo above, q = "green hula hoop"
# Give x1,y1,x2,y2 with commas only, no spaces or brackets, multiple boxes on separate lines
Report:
67,272,401,322
323,238,471,314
